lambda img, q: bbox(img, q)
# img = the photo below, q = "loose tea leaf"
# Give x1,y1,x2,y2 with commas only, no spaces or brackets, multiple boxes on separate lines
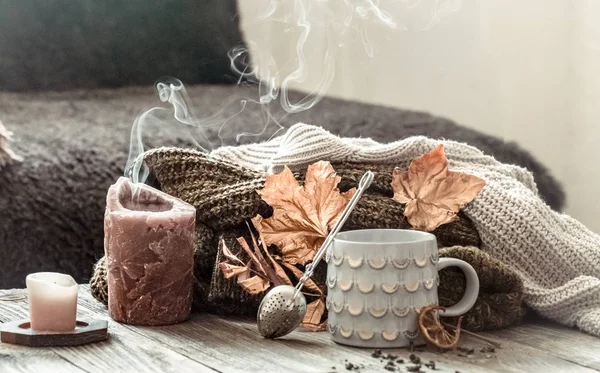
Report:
384,361,397,371
345,362,360,371
391,144,486,231
409,354,421,364
253,161,355,265
406,365,423,372
424,361,437,370
371,350,383,358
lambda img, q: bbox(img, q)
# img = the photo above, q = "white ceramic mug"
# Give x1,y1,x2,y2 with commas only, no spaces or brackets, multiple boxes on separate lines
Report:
326,229,479,348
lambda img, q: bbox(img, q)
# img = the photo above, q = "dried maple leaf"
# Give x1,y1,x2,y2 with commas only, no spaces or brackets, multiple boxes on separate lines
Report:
279,261,323,298
217,225,293,295
391,144,486,231
302,298,327,332
246,226,293,287
236,273,270,295
253,161,355,265
218,239,269,295
279,261,326,330
418,305,462,350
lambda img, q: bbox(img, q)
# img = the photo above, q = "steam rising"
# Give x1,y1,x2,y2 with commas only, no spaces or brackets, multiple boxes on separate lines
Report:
126,0,461,184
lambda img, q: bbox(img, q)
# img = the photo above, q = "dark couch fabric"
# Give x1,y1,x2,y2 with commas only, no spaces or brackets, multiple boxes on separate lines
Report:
0,0,242,91
0,85,565,288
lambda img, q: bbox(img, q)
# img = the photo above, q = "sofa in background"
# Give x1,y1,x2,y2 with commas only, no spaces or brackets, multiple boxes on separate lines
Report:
0,1,565,288
0,85,565,288
0,0,241,91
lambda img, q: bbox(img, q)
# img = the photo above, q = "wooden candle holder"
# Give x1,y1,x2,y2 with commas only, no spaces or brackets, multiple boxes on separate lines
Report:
0,319,108,347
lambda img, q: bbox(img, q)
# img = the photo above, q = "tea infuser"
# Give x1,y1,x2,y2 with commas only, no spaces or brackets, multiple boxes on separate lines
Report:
256,170,374,339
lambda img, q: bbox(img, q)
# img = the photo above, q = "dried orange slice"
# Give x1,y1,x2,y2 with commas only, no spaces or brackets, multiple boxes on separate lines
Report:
417,304,462,349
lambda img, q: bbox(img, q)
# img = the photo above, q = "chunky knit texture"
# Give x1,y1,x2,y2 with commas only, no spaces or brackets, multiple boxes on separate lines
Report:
0,84,565,289
206,123,600,337
90,135,526,330
438,246,524,330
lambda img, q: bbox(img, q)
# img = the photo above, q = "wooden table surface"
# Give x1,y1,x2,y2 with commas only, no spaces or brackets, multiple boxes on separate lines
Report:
1,286,600,373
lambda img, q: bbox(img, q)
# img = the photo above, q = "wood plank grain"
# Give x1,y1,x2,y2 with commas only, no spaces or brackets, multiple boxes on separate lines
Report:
75,288,482,373
0,288,217,373
5,286,600,373
116,315,478,373
214,316,599,373
479,320,600,370
75,285,600,373
0,343,88,373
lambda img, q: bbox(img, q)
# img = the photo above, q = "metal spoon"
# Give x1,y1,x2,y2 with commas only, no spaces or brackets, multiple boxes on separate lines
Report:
257,171,374,339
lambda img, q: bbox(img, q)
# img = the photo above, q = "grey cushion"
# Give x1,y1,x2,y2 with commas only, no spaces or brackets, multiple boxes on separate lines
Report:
0,85,565,288
0,0,241,91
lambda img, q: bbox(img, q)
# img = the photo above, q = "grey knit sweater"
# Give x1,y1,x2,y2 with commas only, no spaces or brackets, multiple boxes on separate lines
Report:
210,123,600,337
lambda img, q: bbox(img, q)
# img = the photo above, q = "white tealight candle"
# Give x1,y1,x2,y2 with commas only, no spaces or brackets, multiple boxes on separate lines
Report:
26,272,78,332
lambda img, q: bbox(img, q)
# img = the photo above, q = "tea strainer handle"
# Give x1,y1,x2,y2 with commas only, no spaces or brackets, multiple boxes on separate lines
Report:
294,171,374,295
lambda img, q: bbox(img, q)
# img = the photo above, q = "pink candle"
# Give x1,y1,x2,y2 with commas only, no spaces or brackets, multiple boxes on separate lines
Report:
26,272,78,332
104,177,196,325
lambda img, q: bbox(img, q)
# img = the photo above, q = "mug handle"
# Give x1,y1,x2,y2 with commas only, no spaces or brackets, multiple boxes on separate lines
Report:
436,258,480,317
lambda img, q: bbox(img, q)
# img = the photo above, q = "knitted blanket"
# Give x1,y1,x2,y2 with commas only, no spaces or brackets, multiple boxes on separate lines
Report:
90,144,525,331
0,85,566,289
203,123,600,337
